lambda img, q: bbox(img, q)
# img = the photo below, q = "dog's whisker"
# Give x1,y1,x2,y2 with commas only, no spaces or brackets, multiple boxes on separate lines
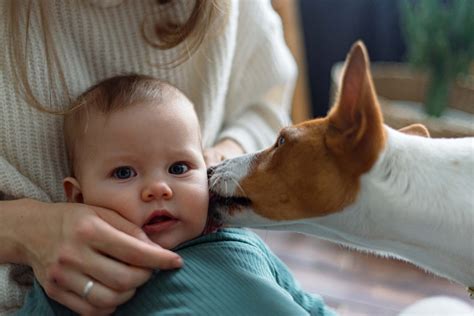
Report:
224,180,229,195
209,173,220,189
232,178,247,197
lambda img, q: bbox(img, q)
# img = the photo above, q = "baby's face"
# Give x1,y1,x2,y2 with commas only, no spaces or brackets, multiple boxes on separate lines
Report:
71,97,208,249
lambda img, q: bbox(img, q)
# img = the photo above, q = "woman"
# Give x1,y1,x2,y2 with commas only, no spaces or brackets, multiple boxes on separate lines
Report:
0,0,296,314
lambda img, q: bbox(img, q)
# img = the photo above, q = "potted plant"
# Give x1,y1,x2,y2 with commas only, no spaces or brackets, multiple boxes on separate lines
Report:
401,0,474,117
331,0,474,138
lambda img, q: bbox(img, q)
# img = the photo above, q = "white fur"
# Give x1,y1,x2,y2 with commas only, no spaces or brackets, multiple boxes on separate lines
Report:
210,126,474,287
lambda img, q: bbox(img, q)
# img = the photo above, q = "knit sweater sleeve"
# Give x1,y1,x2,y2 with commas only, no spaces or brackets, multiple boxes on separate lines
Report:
217,0,297,153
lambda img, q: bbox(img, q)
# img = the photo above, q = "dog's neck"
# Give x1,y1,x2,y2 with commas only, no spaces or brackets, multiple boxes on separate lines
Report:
292,126,474,286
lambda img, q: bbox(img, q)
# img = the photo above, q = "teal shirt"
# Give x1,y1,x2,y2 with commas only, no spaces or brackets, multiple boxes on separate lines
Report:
18,228,336,315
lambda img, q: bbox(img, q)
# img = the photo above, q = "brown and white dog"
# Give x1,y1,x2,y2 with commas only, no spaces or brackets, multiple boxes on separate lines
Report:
208,41,474,294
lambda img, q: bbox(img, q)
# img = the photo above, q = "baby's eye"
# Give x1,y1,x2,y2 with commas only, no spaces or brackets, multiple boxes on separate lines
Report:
169,162,189,175
112,166,137,180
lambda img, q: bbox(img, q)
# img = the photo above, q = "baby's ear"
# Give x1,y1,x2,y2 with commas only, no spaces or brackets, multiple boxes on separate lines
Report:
63,177,84,203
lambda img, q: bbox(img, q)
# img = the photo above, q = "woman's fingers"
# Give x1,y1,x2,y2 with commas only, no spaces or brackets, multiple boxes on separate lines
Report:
81,248,152,292
43,259,136,314
203,148,225,167
204,139,245,166
81,279,135,310
88,207,183,269
92,205,152,244
43,276,120,315
25,201,181,313
49,250,144,304
96,227,182,269
49,266,135,308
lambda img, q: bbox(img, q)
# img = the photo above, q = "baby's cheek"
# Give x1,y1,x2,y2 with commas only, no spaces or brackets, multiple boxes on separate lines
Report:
84,188,140,224
196,187,210,225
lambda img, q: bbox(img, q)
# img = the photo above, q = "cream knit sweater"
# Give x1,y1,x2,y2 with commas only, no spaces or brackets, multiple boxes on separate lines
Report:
0,0,296,313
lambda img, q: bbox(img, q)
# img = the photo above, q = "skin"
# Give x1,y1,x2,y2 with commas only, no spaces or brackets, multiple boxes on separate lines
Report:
1,100,243,316
204,139,244,167
1,117,242,315
1,198,183,315
64,96,209,250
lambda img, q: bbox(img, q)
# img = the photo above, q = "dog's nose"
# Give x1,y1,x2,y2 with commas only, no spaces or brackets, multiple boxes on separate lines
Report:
207,166,216,179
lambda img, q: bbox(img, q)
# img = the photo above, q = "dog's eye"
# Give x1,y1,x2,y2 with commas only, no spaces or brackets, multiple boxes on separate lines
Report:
276,135,285,147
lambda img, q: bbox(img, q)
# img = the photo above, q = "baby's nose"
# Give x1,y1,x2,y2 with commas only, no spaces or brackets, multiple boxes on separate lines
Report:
142,181,173,201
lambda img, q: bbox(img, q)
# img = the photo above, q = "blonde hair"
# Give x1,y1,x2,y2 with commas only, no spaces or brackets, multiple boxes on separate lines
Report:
5,0,222,114
64,74,189,174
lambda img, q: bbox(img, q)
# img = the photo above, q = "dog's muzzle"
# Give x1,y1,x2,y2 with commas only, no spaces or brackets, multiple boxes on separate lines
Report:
207,160,252,225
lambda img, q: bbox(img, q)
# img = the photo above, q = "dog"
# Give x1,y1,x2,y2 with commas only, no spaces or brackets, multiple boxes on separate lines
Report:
208,41,474,296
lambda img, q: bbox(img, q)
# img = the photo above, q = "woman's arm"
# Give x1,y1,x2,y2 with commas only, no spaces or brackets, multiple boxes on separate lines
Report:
217,0,297,154
0,198,182,315
0,199,31,265
204,1,296,167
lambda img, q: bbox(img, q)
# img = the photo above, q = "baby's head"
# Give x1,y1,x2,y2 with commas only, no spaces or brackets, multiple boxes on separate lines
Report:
63,74,209,249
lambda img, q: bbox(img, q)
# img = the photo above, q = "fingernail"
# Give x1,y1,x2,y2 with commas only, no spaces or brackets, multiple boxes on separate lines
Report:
173,257,183,268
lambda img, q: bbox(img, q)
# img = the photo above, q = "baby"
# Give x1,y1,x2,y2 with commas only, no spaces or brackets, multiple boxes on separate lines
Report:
18,74,335,316
63,74,209,250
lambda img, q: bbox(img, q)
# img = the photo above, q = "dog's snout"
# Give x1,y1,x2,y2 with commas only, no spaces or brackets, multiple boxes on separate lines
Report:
207,166,216,179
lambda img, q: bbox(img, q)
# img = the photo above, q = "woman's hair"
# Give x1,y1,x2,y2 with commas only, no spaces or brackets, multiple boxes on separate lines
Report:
64,74,187,173
5,0,222,114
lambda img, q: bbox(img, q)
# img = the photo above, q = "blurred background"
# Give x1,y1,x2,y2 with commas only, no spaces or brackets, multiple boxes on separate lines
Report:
264,0,474,314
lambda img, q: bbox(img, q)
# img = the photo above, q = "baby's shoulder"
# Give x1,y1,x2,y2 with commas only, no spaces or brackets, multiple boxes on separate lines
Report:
173,228,274,273
118,229,312,315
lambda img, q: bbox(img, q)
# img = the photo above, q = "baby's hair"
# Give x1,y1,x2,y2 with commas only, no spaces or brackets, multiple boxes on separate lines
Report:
64,74,188,174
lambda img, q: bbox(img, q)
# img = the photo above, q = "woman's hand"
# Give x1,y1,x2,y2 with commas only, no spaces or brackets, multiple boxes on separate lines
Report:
12,199,183,315
204,139,245,167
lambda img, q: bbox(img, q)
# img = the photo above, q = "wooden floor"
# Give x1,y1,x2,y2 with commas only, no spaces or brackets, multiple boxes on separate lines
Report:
254,230,473,316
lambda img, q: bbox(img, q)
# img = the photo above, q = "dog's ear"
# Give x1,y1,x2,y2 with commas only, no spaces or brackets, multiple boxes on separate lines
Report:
330,41,369,131
326,41,385,173
327,41,383,147
399,124,431,138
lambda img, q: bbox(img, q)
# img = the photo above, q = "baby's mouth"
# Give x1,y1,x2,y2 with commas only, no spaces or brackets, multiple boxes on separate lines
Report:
143,210,178,234
147,214,173,224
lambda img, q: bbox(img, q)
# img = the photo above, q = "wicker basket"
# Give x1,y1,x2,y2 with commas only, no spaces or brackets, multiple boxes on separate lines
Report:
331,62,474,138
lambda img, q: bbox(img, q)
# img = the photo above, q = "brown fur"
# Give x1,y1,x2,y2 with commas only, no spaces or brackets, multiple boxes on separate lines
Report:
236,41,387,220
